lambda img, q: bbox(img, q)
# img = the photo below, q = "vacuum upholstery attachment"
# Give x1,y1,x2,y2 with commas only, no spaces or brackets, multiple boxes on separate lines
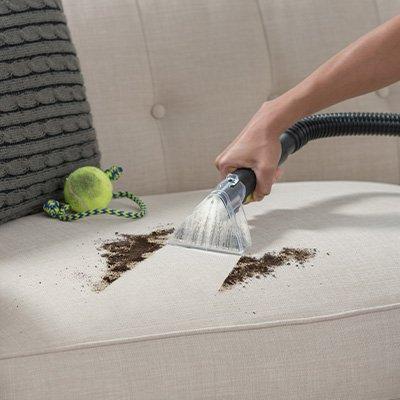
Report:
170,169,256,254
170,112,400,255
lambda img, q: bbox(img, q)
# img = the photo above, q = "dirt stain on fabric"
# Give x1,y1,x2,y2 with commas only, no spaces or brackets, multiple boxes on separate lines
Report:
93,228,174,292
220,247,317,291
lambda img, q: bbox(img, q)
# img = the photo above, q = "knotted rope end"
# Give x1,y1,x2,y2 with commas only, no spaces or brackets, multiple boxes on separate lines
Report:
105,165,123,181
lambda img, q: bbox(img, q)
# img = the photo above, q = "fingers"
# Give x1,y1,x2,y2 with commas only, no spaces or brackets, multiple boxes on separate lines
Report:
252,166,283,202
252,164,275,201
214,155,239,178
214,101,282,202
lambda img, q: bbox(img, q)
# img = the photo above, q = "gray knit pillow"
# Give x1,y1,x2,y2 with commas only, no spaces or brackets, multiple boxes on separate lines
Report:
0,0,100,224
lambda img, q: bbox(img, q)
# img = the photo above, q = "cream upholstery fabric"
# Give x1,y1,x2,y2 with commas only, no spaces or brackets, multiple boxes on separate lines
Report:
2,1,400,398
1,181,400,399
63,0,400,195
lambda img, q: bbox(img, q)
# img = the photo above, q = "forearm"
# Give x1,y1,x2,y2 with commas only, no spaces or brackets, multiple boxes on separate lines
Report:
264,15,400,136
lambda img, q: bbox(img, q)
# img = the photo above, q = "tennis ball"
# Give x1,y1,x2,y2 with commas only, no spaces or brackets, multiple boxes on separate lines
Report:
64,166,113,212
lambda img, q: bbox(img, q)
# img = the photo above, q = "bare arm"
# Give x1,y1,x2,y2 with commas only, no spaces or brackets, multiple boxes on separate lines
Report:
215,15,400,201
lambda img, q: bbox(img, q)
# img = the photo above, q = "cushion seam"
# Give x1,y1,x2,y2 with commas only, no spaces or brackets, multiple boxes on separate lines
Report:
1,301,399,361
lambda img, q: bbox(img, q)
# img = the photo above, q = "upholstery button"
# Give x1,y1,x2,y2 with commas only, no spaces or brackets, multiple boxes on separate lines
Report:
376,87,390,99
151,104,166,119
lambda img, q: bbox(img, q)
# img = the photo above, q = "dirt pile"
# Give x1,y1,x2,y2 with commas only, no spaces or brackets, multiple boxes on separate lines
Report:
94,228,174,291
220,247,317,290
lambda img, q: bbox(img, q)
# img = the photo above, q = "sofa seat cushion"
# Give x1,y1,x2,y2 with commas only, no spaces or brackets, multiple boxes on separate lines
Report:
1,181,399,400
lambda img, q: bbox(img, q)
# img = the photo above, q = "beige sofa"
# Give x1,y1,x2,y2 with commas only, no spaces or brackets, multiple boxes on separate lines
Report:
1,1,400,399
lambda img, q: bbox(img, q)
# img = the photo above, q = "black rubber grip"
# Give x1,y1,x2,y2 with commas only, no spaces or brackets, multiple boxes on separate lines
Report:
233,168,256,199
232,112,400,201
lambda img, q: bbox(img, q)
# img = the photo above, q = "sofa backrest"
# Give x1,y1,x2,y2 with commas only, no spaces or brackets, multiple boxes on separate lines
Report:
63,0,400,195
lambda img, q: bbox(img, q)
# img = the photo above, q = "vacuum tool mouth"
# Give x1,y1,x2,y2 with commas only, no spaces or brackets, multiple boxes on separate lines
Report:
169,176,252,255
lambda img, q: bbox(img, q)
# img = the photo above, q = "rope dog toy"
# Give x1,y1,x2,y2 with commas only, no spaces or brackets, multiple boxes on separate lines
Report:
43,165,147,221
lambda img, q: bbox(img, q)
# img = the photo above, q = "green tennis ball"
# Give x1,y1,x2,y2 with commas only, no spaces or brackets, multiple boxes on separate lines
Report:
64,166,113,212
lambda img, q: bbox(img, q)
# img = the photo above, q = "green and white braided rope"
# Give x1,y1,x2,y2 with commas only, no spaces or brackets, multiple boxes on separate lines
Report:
43,166,147,221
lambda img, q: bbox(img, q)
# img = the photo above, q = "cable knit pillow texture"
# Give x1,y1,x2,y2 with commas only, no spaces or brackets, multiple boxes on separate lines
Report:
0,0,100,224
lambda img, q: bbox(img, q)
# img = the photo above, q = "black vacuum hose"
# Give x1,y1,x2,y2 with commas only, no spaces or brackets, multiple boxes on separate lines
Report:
235,112,400,199
279,112,400,164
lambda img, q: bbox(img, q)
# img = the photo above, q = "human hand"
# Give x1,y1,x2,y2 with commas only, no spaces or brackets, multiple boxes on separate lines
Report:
215,102,283,202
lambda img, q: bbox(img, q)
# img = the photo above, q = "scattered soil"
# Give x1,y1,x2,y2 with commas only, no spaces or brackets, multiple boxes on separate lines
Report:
94,228,174,292
220,247,317,291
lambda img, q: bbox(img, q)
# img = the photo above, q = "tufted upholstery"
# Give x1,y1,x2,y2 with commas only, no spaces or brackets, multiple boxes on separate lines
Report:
63,0,400,195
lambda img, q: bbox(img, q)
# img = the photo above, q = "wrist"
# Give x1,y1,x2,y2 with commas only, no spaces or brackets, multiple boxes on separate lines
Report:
261,84,319,138
258,99,299,139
